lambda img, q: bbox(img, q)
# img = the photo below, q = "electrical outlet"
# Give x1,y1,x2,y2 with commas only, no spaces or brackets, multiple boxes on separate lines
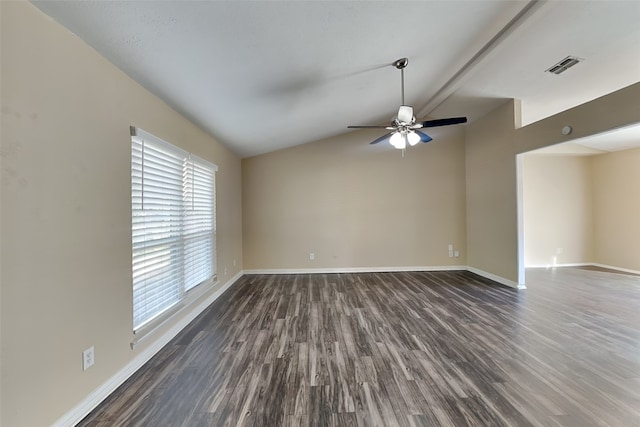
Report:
556,247,563,255
83,346,95,371
224,268,228,275
448,244,454,251
309,252,315,261
454,250,460,258
233,259,237,267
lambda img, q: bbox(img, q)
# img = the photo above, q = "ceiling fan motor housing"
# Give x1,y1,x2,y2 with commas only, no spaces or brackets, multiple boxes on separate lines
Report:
397,105,415,125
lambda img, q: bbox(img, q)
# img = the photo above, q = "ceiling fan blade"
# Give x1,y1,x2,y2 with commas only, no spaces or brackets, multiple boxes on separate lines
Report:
348,125,391,129
418,117,467,128
369,132,393,145
415,130,433,143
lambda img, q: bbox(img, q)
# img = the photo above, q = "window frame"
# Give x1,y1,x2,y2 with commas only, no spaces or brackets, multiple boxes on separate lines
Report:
130,126,218,335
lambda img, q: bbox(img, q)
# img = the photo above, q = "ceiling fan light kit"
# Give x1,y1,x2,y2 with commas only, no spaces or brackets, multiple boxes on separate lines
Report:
389,127,422,149
348,57,467,151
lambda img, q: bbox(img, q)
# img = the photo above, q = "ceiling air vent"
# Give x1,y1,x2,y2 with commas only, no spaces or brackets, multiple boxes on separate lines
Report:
546,56,581,75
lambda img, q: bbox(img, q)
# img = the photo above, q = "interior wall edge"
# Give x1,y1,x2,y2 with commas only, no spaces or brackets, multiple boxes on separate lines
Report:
466,266,523,289
464,100,520,284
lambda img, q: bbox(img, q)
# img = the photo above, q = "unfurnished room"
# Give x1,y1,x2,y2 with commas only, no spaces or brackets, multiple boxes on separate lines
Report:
1,1,640,426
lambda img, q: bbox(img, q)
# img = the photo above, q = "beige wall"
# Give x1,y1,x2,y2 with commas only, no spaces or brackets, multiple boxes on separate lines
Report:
242,127,467,270
1,3,242,426
465,101,520,283
592,147,640,271
522,147,640,272
242,71,640,287
516,83,640,155
464,84,640,285
522,155,594,266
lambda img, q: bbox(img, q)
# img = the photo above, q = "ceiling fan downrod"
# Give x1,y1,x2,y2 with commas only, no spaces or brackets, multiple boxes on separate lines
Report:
394,58,408,106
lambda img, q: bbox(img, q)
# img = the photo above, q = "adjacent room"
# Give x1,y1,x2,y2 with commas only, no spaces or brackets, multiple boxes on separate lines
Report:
2,1,640,426
521,124,640,273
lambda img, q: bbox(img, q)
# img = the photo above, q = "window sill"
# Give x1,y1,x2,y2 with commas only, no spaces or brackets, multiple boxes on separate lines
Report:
130,277,217,349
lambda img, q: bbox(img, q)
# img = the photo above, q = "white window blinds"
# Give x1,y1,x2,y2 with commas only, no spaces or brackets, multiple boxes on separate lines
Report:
131,127,217,331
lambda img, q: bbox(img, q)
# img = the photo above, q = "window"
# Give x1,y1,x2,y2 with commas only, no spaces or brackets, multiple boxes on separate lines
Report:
131,127,217,331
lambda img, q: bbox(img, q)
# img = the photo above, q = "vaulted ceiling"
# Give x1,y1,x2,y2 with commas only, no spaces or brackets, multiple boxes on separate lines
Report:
33,1,640,158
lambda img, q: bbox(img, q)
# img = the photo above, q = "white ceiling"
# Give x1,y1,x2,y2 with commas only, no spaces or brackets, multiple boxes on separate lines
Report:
32,1,640,158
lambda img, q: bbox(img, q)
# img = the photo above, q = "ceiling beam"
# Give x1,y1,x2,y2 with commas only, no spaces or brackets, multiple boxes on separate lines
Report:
418,0,548,119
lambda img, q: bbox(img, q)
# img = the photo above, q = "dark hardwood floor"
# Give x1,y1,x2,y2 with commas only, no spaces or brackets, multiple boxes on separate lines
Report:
78,269,640,426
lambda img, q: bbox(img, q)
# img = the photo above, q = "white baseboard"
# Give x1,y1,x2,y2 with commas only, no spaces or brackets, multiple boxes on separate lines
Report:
525,262,640,275
243,265,467,275
525,262,591,269
589,263,640,275
466,266,525,289
245,266,523,290
51,271,244,427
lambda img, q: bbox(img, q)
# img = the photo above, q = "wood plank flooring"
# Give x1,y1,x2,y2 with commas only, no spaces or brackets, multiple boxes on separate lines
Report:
78,269,640,426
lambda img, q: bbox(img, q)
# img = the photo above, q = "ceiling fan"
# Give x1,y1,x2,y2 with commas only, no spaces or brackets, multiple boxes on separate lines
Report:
348,58,467,149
